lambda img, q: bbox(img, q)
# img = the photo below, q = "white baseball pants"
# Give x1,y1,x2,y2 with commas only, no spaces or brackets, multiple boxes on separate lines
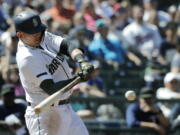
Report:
25,104,89,135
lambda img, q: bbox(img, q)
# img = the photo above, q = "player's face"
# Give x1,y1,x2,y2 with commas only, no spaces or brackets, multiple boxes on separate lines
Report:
17,32,43,47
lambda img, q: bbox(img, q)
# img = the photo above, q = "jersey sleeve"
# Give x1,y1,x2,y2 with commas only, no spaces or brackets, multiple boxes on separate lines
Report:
19,56,52,87
46,32,64,53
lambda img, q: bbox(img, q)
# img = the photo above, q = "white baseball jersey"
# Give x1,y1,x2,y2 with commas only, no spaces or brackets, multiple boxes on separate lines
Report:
16,31,73,104
16,31,89,135
122,22,162,57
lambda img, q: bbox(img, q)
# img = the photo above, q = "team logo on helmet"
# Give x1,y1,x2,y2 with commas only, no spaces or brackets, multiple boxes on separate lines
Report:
33,18,38,27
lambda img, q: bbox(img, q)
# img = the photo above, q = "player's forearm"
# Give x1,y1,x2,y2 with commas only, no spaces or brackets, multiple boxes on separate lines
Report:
40,78,75,95
71,49,84,61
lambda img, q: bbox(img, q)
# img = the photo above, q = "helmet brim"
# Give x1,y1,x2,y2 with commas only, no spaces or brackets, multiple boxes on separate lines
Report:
22,24,47,34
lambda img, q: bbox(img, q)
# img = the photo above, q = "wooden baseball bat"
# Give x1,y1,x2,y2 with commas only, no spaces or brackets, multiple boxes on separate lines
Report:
34,76,81,114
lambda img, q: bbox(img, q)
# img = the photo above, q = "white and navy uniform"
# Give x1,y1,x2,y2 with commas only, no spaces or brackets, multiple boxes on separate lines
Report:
16,31,89,135
122,22,162,57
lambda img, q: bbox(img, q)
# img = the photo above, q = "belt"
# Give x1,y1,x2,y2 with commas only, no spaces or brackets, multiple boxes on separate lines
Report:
27,99,70,106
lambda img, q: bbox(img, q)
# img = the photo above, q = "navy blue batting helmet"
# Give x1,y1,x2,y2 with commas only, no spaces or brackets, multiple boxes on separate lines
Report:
14,10,46,34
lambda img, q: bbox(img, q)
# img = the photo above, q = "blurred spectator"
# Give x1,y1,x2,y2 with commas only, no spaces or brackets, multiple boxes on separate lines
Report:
63,0,76,10
4,66,25,97
120,0,133,22
0,32,18,72
111,0,132,31
70,12,94,41
0,84,27,135
146,9,166,38
168,4,180,26
69,25,87,45
87,60,104,90
81,0,102,32
171,42,180,73
43,0,75,29
143,0,171,28
144,58,164,89
126,87,169,135
69,23,93,43
168,5,178,23
88,19,125,66
0,29,12,57
0,29,12,76
0,0,11,22
24,0,51,13
89,19,141,68
156,72,180,118
93,0,115,19
158,22,178,65
72,11,86,26
8,33,19,64
97,104,124,123
74,0,83,12
0,0,11,57
107,4,143,66
123,5,162,59
174,4,180,24
50,20,70,36
0,12,12,79
146,9,159,26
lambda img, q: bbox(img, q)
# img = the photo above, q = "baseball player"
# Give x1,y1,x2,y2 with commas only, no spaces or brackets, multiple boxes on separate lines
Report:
14,10,94,135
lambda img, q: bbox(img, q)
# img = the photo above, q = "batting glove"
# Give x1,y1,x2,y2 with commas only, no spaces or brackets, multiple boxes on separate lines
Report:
78,61,94,81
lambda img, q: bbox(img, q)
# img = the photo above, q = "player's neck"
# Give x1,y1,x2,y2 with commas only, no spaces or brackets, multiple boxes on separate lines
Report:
21,39,39,48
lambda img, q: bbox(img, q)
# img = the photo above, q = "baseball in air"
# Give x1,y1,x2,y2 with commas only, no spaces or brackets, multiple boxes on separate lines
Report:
125,90,136,101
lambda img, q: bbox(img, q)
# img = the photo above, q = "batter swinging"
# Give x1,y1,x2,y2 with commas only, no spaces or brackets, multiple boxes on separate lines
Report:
14,10,94,135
